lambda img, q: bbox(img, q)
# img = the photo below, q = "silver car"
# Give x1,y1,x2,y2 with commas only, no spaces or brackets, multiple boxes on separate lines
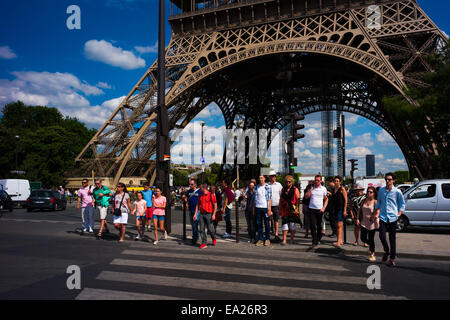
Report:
398,179,450,231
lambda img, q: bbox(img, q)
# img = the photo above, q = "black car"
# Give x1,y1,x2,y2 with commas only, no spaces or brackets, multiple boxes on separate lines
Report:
26,190,67,211
0,190,13,212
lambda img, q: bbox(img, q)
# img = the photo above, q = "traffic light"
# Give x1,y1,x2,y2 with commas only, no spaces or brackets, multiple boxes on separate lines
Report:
292,114,305,141
333,127,341,139
349,159,358,172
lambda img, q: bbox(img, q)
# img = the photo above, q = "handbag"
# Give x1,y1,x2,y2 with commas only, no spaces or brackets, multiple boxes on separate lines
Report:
113,192,125,217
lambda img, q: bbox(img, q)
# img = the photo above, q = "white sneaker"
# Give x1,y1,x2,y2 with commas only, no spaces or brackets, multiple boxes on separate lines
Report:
153,240,159,245
135,235,141,240
83,228,88,233
89,228,94,233
164,231,168,240
222,232,231,238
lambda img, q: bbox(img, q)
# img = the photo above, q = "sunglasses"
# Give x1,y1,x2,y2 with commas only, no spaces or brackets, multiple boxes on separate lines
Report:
82,181,88,184
385,178,393,181
286,180,293,183
116,186,123,188
367,191,374,194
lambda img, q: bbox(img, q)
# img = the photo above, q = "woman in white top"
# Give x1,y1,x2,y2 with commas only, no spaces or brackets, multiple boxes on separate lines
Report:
113,183,132,242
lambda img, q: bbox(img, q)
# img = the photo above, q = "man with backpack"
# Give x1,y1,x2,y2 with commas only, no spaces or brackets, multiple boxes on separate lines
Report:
194,184,218,249
253,174,272,246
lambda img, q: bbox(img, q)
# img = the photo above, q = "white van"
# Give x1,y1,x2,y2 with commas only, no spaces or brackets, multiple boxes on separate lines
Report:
0,179,31,206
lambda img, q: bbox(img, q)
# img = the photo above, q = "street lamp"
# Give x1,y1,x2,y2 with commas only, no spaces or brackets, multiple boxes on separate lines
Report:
200,120,205,184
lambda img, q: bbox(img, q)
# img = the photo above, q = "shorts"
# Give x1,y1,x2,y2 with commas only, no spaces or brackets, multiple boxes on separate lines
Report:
336,210,344,222
153,215,165,222
113,212,128,224
98,206,108,220
271,206,280,221
146,207,154,219
282,222,296,231
136,215,147,220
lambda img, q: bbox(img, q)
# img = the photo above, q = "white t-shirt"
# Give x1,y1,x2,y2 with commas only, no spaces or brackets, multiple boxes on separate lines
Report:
308,185,328,210
269,182,283,207
255,184,269,209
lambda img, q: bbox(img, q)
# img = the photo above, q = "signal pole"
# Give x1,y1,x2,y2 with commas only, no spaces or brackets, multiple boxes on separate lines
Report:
156,0,171,234
284,114,305,175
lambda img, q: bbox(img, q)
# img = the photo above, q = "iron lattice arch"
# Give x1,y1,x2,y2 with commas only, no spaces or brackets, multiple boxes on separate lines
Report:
73,0,447,185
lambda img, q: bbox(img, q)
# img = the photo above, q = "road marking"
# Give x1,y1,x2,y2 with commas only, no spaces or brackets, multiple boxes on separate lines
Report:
111,258,366,285
121,249,349,271
76,287,189,300
96,271,407,300
1,218,79,224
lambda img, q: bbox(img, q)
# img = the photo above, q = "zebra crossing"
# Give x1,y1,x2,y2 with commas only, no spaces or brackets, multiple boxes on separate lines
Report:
76,240,407,300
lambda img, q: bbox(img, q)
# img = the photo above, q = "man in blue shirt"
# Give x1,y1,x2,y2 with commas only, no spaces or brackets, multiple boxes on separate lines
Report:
141,182,154,232
183,179,201,245
375,172,406,267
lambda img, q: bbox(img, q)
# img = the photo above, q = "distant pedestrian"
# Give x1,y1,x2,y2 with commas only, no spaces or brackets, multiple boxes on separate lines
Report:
357,186,379,261
93,179,112,237
210,185,222,232
325,177,337,238
244,180,257,243
113,183,132,242
268,170,283,243
331,176,348,248
302,180,314,238
141,183,154,232
131,192,147,240
350,185,366,246
254,174,272,246
152,188,168,245
183,179,201,245
375,173,405,266
221,178,235,239
304,175,328,247
76,179,95,233
194,184,217,249
279,175,301,245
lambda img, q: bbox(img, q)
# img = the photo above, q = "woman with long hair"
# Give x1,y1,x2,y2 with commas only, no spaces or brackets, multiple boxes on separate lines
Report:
357,186,379,261
332,176,348,248
279,175,301,245
152,187,167,245
113,182,132,242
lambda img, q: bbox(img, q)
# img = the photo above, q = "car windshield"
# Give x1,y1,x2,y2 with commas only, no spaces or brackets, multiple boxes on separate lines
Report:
31,191,52,197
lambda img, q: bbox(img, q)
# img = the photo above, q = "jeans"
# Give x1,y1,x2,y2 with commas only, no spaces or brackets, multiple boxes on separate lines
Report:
379,220,397,259
81,206,94,230
255,207,271,241
189,210,199,241
198,213,216,245
245,210,257,242
224,207,232,234
360,227,376,254
309,208,324,245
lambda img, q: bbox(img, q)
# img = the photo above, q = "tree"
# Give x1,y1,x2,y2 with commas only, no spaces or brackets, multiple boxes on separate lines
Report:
394,171,410,185
383,44,450,178
0,101,96,187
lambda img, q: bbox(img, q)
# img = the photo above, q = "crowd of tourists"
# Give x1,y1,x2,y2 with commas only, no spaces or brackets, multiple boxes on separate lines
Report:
76,171,405,266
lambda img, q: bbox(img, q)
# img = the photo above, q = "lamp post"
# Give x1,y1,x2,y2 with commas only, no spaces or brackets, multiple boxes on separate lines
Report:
200,120,205,184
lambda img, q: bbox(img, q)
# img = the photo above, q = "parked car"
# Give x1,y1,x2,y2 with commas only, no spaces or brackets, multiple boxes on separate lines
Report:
0,179,31,207
26,190,67,212
398,179,450,231
0,189,14,212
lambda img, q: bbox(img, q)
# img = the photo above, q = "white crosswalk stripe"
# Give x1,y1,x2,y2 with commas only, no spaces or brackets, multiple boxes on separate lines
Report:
76,241,408,300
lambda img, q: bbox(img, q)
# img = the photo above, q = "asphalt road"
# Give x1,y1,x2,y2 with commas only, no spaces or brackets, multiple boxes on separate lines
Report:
1,206,450,300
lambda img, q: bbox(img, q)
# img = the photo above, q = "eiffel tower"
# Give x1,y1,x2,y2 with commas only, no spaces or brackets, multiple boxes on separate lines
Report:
72,0,447,186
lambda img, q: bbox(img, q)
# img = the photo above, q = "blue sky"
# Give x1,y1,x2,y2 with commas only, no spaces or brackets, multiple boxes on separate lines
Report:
0,0,448,176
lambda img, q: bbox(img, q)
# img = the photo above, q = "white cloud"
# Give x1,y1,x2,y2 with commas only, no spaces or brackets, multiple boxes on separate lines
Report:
195,103,223,119
352,132,373,146
345,129,352,138
135,42,158,54
0,46,17,59
96,81,112,89
376,129,396,145
345,113,359,125
84,40,146,70
347,146,372,158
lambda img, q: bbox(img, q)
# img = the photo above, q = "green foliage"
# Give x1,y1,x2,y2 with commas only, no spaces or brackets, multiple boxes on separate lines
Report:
394,170,410,184
382,44,450,178
0,101,96,187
